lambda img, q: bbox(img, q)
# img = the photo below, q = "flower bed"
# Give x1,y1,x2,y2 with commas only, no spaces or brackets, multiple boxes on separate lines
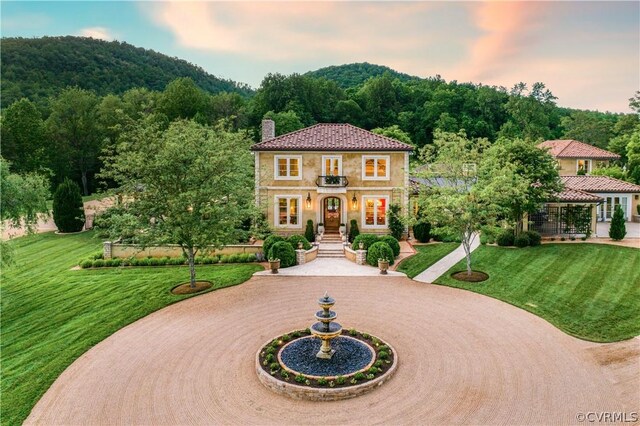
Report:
256,328,397,400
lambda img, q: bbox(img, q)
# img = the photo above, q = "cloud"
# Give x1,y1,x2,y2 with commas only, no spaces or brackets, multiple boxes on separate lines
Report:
77,26,114,41
458,2,546,82
141,2,435,61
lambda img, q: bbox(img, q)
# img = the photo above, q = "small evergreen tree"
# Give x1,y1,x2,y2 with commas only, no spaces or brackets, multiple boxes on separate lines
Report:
609,205,627,240
348,219,360,242
52,178,85,232
305,219,315,242
388,204,404,240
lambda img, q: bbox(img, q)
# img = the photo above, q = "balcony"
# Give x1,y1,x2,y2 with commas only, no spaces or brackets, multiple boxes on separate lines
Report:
316,175,349,193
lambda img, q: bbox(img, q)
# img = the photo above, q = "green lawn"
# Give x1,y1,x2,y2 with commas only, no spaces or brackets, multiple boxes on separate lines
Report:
397,243,459,278
1,231,261,426
435,244,640,343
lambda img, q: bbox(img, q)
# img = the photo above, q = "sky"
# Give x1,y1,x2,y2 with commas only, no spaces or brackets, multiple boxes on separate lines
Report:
2,1,639,113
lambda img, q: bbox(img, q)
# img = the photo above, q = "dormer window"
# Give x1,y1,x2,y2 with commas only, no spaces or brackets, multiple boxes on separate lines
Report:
577,159,591,174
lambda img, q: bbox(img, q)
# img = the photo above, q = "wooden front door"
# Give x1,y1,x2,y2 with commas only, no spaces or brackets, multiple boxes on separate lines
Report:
323,197,341,232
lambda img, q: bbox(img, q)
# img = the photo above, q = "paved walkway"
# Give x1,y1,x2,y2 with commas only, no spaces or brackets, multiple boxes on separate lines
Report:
255,257,406,276
596,221,640,239
413,234,481,283
26,275,638,425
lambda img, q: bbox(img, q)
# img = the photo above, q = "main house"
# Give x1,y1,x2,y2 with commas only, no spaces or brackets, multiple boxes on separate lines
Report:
251,120,413,236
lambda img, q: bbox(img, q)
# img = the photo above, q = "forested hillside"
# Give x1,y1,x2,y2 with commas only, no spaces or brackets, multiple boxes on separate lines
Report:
2,37,638,196
305,62,417,88
0,36,253,108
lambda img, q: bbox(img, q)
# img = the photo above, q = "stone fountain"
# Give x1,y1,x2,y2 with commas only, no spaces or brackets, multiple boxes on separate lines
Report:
310,292,342,359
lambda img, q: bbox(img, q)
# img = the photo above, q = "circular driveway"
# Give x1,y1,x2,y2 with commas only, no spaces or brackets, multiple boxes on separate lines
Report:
26,276,636,425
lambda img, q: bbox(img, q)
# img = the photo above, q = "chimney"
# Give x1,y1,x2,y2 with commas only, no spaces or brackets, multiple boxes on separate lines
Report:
261,119,275,142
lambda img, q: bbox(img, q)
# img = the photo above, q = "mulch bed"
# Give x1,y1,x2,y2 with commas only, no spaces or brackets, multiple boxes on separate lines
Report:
451,271,489,282
171,281,212,295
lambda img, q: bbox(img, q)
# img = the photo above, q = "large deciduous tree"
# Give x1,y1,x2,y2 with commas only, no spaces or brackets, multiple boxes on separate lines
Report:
498,82,558,142
415,131,527,275
486,138,562,233
0,98,46,174
0,157,50,266
46,87,102,195
100,119,254,288
159,77,209,122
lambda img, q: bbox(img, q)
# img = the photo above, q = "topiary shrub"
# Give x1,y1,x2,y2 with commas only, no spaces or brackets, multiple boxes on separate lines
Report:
366,241,394,266
348,219,360,243
413,222,431,243
262,235,285,258
514,234,530,248
52,178,85,233
525,230,542,246
304,220,315,243
609,204,626,240
378,235,400,257
388,204,404,240
496,229,515,247
227,254,241,263
80,259,93,269
352,234,379,251
268,241,296,267
287,235,312,251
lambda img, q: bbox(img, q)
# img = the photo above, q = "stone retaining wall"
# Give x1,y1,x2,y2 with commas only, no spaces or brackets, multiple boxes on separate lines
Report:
344,246,367,265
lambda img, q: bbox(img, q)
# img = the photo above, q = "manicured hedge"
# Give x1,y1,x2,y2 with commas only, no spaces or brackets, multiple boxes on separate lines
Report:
79,253,258,268
268,241,296,268
52,178,85,233
262,235,285,258
366,242,394,266
348,219,360,243
287,235,312,250
413,222,431,243
378,235,400,257
514,234,530,248
352,234,380,251
525,230,541,246
496,229,515,247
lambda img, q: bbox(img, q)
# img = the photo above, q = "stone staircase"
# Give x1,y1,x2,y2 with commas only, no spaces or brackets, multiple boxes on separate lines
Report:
317,233,345,258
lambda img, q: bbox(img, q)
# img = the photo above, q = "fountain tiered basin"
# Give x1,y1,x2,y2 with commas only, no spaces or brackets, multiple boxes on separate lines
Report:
256,293,397,401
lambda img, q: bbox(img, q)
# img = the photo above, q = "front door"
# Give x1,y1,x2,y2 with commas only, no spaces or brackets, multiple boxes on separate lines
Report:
323,197,341,232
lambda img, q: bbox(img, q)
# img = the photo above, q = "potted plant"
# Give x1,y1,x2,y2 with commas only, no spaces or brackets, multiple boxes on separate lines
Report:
297,241,304,250
339,223,346,234
378,257,390,274
268,258,280,274
358,241,365,250
317,223,325,234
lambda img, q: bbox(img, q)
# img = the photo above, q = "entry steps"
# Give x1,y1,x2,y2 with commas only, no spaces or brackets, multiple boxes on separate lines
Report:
317,233,346,258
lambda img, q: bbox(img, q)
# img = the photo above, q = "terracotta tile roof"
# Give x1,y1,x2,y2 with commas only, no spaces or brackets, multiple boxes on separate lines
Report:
561,175,640,193
251,123,414,152
538,140,619,160
555,188,602,203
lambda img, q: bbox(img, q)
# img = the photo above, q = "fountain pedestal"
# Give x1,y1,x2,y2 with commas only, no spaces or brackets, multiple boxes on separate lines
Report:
310,292,343,359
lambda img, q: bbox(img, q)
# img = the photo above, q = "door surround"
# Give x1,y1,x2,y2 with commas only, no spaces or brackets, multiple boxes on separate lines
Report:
316,194,347,232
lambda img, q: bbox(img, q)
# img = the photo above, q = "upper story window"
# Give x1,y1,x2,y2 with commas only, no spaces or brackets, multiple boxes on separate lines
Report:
362,155,390,180
577,159,591,174
275,155,302,180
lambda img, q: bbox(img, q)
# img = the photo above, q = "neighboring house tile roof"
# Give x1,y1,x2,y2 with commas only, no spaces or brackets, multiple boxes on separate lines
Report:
555,188,602,203
538,140,620,160
251,123,414,152
561,175,640,193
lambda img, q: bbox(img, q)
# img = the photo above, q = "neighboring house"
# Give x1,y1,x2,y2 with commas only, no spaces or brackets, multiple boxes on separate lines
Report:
538,139,619,175
560,176,640,222
251,120,413,236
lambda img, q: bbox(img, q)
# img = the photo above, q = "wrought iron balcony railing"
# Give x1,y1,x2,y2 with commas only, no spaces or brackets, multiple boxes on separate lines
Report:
316,175,349,187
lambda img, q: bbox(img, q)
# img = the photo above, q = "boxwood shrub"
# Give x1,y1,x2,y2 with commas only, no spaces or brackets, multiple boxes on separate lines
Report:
352,234,379,251
514,234,530,248
287,235,312,251
525,230,542,246
378,235,400,257
496,229,515,247
366,241,394,266
268,241,296,267
262,235,285,258
412,222,431,243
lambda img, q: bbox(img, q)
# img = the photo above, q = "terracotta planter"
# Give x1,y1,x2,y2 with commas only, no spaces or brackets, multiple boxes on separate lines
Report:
269,260,280,274
358,242,364,250
378,259,389,274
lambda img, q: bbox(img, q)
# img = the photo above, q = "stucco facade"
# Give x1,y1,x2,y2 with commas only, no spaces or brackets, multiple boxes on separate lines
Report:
556,158,611,176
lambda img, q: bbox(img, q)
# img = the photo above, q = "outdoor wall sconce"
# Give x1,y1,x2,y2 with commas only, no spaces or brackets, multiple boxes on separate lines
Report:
351,193,358,210
306,192,312,209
